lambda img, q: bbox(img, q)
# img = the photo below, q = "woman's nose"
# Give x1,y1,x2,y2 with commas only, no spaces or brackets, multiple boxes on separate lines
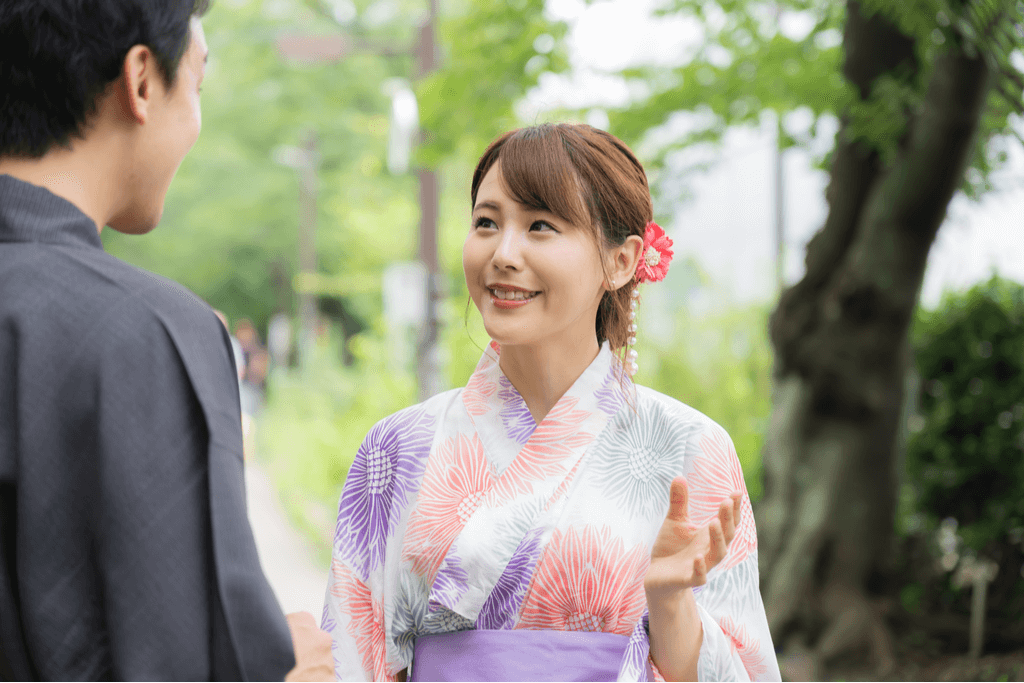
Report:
491,227,524,270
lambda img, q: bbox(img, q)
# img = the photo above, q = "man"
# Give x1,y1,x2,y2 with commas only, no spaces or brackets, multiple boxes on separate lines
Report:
0,1,333,679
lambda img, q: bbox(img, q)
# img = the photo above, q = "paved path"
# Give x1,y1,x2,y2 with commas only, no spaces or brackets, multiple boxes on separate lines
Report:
245,461,330,619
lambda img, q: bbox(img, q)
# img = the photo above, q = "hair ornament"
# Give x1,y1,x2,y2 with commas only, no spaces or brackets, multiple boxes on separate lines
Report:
635,221,674,284
625,222,673,377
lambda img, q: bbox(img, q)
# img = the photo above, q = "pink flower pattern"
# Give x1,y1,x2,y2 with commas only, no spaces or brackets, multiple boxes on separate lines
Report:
688,422,757,572
719,615,770,679
492,396,595,502
329,560,396,681
402,433,495,579
323,344,780,682
518,525,649,636
463,364,497,417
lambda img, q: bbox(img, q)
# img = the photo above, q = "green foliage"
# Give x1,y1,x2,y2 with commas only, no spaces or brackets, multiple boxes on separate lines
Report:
102,0,567,333
609,0,848,160
604,0,1023,196
417,0,569,164
906,276,1024,553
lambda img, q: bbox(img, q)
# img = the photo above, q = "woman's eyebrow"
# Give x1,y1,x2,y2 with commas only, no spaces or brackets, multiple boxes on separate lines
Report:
472,200,502,213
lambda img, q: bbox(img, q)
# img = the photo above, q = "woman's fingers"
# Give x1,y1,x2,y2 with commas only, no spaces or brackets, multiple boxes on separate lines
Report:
665,476,690,523
707,517,727,569
719,494,738,545
692,555,708,587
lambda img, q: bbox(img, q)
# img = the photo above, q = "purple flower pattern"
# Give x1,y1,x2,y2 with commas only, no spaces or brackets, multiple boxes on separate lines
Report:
595,365,626,417
498,375,536,445
617,609,653,681
320,602,337,633
429,553,471,612
475,527,545,630
335,405,435,580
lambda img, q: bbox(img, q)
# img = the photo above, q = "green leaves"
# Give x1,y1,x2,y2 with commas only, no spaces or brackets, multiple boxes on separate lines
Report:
416,0,569,165
102,0,564,333
908,276,1024,554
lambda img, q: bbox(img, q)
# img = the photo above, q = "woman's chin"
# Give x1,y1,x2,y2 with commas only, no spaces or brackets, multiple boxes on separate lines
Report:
481,323,538,349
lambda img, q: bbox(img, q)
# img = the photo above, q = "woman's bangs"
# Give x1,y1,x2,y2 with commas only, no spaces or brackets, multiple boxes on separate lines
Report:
496,129,591,228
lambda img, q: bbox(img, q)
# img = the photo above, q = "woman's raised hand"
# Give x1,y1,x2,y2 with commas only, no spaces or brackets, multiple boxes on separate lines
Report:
644,476,742,600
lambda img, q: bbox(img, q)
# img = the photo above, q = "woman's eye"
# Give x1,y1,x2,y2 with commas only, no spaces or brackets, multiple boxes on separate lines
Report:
530,221,557,233
474,217,496,229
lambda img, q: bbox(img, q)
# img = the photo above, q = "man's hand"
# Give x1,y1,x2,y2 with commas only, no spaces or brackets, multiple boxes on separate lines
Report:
284,611,334,682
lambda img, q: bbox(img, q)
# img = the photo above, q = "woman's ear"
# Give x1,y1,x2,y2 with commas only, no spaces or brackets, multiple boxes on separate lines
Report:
607,234,643,291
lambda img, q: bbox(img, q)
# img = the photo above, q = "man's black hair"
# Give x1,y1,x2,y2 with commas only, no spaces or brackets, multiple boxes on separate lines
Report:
0,0,211,158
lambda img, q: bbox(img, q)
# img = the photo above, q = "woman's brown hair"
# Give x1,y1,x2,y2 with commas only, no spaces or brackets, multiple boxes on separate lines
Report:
471,123,653,353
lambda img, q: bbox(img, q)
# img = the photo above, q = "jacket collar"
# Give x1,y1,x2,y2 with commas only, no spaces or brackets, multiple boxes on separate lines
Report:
0,174,103,250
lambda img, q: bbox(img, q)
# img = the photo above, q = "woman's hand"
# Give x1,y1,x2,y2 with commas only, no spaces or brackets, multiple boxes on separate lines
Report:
645,476,742,600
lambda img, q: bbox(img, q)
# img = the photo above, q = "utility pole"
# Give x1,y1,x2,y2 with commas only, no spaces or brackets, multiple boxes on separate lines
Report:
275,3,445,396
415,0,444,401
297,131,319,366
773,3,786,294
774,114,785,293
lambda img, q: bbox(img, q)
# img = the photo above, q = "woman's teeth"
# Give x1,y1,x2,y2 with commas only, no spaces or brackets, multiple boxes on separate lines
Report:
490,289,538,301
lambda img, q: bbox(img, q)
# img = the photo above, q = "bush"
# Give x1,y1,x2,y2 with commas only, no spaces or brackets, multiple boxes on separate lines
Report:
907,276,1024,554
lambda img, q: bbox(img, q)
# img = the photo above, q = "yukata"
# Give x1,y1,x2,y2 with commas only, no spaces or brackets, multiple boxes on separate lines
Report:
323,342,780,682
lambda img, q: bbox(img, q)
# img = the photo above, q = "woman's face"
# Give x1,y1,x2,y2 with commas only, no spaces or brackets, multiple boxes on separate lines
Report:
463,162,609,350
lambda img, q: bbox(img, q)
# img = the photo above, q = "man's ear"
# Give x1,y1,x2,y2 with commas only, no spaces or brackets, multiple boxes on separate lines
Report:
607,234,644,291
120,44,159,124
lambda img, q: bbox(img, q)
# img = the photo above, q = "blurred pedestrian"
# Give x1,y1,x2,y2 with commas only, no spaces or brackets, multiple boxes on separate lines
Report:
214,309,246,384
0,1,332,680
234,317,267,418
267,312,293,370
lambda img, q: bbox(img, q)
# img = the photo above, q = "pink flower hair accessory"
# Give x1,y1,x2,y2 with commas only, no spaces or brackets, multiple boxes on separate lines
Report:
635,221,674,284
623,221,673,377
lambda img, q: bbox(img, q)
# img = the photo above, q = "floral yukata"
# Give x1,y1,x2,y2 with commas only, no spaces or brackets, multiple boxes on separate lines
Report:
322,342,780,682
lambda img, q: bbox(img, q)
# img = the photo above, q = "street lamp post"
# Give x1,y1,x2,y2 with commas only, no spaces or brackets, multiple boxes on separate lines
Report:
272,133,320,368
415,0,444,401
297,132,320,366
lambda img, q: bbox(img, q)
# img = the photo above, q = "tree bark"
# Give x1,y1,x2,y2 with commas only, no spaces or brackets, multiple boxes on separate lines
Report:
758,1,993,675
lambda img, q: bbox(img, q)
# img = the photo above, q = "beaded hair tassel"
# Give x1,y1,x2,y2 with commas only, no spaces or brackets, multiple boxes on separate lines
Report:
626,288,640,376
626,221,674,377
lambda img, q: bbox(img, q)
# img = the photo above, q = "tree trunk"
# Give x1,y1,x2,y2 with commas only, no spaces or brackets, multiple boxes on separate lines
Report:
757,2,992,676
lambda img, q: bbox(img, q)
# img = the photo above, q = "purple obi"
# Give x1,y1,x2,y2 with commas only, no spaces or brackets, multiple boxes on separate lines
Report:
410,629,643,681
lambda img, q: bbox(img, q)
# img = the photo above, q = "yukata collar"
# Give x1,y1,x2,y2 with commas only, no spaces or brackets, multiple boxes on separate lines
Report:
425,341,630,623
462,340,627,468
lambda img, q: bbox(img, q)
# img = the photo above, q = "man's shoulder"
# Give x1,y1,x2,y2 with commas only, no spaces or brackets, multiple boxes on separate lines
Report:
2,240,211,327
2,243,228,385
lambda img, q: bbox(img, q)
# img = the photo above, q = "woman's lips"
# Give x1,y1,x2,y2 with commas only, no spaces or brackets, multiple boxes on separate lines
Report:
488,287,540,309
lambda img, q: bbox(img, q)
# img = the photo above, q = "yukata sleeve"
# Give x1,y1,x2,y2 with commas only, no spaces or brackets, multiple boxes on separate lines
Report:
686,420,781,683
322,408,432,682
323,555,391,682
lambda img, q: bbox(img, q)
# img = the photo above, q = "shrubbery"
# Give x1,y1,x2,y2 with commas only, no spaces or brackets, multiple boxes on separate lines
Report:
897,276,1024,647
907,276,1024,556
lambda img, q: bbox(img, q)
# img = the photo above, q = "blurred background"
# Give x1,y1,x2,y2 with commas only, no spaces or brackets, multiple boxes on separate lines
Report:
102,0,1024,679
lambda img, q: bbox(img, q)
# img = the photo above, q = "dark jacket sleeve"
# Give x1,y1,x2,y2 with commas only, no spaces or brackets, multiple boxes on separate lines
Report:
88,309,213,679
88,306,294,681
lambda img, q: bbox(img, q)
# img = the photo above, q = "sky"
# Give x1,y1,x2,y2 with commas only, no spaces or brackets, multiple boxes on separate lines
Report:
526,0,1024,309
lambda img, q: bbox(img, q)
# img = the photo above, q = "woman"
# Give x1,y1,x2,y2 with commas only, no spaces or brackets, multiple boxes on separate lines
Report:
322,124,780,682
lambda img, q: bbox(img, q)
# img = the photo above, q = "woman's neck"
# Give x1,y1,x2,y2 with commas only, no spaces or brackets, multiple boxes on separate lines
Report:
498,336,601,425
